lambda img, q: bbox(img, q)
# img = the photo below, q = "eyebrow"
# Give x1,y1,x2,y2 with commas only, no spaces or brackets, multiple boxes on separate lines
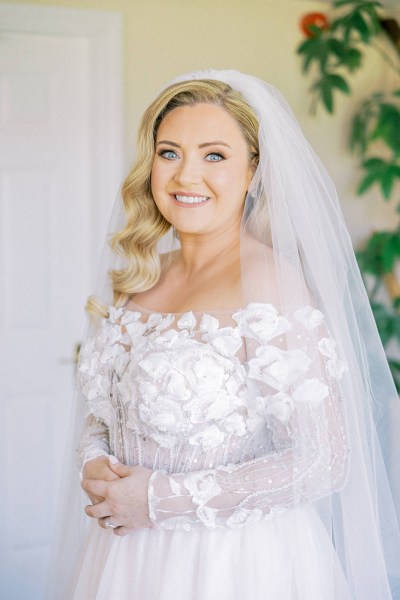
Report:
156,140,231,149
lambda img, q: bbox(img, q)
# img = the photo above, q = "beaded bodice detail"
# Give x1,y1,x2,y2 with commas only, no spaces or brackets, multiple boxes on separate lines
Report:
78,302,348,530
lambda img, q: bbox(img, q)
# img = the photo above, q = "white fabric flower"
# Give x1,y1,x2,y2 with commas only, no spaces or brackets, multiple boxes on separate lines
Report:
248,346,311,391
139,380,158,402
293,378,329,407
192,357,227,391
177,311,197,331
318,337,337,359
265,392,295,423
165,371,191,401
205,392,241,420
227,507,263,529
124,320,147,340
326,359,347,380
120,309,142,326
139,353,171,378
196,505,218,527
189,425,225,449
199,314,220,335
153,328,190,349
139,395,190,434
86,397,114,425
294,306,324,329
233,303,291,343
209,327,243,358
145,313,163,329
107,306,125,324
223,412,247,436
184,470,221,505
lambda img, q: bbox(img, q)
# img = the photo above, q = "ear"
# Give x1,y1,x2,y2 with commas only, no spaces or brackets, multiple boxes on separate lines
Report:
246,162,256,188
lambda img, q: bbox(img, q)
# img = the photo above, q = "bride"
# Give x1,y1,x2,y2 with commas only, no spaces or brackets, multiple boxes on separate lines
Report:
52,70,400,599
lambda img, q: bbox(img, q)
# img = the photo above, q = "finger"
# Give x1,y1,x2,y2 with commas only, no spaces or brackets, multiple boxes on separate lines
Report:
85,501,110,520
113,526,131,537
98,517,120,530
87,493,104,506
82,478,108,498
108,456,132,477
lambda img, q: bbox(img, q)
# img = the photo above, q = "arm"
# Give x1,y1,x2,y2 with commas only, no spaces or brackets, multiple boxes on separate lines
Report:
76,308,130,472
148,305,349,530
148,387,348,529
79,414,110,471
77,315,122,501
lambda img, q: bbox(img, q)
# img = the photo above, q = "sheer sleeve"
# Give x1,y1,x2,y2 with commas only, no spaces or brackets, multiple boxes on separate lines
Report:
75,315,117,474
78,415,110,472
148,304,350,530
76,306,139,474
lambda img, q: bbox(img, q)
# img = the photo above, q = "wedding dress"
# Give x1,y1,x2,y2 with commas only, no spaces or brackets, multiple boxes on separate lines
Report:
71,300,352,600
50,69,400,600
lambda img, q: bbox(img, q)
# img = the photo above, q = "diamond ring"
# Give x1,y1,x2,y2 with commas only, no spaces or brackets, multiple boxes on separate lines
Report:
104,518,117,529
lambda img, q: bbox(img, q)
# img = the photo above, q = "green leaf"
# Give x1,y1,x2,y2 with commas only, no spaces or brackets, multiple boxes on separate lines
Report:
358,230,400,275
358,159,400,199
370,103,400,155
363,157,386,169
328,38,347,60
351,12,371,43
381,169,396,199
350,111,370,154
297,35,330,73
358,171,380,194
345,47,363,70
334,0,382,7
321,82,334,113
328,73,351,94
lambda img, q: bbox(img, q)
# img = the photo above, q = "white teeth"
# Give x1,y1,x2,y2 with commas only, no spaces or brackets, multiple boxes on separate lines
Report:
175,195,209,204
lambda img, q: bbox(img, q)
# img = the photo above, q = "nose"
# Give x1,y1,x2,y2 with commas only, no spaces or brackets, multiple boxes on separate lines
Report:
174,156,202,186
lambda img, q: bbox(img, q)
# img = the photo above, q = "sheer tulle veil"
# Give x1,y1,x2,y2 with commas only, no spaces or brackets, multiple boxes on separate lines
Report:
48,69,400,599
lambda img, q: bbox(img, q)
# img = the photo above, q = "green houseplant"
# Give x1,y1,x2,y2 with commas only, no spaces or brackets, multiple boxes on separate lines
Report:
297,0,400,388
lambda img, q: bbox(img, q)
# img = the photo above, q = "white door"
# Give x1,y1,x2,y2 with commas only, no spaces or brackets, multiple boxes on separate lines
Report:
0,7,123,599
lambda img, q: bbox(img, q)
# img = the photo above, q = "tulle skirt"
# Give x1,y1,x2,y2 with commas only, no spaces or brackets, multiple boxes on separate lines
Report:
70,505,352,600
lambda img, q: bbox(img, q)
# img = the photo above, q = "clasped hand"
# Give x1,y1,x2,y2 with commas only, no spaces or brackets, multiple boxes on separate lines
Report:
81,456,154,536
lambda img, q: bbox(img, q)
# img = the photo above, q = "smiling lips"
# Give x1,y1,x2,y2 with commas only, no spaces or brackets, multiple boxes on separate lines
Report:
174,194,210,206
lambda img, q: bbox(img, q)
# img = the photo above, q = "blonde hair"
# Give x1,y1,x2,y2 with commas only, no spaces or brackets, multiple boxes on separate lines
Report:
87,79,260,318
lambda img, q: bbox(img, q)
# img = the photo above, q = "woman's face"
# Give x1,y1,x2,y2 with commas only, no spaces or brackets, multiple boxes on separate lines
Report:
151,103,254,237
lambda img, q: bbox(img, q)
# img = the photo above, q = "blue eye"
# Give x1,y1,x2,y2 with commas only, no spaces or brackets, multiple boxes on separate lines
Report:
206,153,224,162
159,149,178,160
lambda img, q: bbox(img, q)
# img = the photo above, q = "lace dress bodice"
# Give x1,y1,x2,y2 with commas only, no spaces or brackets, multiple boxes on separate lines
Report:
78,302,349,531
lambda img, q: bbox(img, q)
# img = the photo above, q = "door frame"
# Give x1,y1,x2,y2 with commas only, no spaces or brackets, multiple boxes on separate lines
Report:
0,2,124,270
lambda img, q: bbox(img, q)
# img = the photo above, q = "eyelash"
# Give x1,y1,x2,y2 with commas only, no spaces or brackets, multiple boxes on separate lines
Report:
158,149,226,161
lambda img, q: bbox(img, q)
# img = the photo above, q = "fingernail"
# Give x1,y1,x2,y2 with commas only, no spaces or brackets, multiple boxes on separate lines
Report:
109,455,119,464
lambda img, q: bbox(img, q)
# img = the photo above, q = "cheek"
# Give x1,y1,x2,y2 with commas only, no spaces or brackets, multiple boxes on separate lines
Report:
150,163,165,197
219,162,253,197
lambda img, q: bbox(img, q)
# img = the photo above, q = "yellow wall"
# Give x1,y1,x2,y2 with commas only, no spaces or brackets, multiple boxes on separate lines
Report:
5,0,324,153
4,0,399,243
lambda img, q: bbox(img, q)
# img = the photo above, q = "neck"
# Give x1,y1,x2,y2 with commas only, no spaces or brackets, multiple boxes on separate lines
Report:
176,221,241,276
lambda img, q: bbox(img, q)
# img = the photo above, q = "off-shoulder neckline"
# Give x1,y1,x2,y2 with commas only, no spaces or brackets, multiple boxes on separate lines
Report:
124,299,246,317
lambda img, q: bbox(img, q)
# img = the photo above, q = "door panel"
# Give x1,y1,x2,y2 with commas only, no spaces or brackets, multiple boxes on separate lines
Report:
0,18,122,599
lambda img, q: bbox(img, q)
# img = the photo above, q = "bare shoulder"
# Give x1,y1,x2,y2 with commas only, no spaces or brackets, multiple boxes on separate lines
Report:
240,237,311,307
241,237,276,278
